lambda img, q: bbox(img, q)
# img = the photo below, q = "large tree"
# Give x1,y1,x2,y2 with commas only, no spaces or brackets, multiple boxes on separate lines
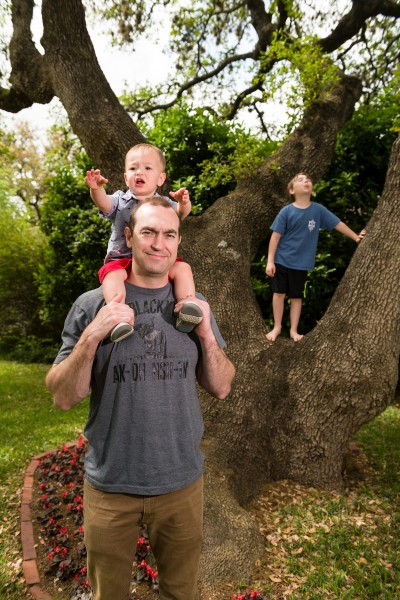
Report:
1,0,399,584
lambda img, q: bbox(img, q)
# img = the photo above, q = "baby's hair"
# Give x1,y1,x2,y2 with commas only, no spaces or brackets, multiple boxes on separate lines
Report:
129,196,181,236
125,143,166,171
287,172,313,200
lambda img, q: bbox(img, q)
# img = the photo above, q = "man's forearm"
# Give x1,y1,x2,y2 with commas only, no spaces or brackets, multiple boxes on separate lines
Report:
196,334,235,399
45,329,99,411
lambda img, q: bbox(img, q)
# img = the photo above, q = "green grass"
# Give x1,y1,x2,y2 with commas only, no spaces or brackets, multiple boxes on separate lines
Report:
0,360,88,600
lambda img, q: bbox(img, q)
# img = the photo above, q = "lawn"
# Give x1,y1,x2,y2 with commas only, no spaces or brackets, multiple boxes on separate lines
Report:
0,359,399,600
0,360,89,599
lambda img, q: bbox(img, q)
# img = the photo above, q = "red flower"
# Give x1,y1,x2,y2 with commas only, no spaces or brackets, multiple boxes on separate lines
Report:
81,567,87,574
41,494,48,501
68,482,76,488
79,525,84,533
74,573,79,580
54,546,61,553
83,578,89,587
47,552,54,560
60,527,68,534
73,495,83,503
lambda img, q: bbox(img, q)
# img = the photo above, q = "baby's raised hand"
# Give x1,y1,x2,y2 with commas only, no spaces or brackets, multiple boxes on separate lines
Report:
85,169,108,190
170,187,190,205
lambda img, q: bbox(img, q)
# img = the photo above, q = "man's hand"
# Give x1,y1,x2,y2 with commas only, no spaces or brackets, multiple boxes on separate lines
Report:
170,187,190,206
356,228,366,243
174,296,211,339
266,261,276,277
85,168,109,190
88,293,134,342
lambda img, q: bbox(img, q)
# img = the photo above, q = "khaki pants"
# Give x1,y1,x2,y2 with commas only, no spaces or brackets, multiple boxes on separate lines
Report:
83,477,203,600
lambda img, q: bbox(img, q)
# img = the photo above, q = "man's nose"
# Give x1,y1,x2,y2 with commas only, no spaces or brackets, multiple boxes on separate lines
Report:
151,232,164,248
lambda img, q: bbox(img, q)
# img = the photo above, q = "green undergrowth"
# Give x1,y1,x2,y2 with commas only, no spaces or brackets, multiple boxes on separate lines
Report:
0,360,88,599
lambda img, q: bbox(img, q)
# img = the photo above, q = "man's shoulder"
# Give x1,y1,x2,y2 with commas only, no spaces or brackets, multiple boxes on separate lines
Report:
73,287,105,317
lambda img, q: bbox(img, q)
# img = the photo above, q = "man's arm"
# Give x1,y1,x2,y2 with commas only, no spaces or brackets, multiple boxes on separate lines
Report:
266,231,282,277
334,221,366,243
170,187,192,219
85,168,113,214
174,297,235,399
46,294,134,410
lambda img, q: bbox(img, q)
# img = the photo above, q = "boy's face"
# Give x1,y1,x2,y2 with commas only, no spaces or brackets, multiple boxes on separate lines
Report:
289,174,313,197
124,148,166,198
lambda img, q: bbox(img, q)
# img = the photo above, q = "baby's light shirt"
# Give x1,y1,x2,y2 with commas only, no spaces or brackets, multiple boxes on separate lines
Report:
99,190,178,263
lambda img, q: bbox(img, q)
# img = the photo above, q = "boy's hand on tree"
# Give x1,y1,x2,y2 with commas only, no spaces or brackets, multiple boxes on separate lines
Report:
356,228,366,243
170,187,190,205
266,262,276,277
85,169,108,190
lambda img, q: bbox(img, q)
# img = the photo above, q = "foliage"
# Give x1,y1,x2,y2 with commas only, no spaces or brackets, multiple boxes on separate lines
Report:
0,177,48,340
36,151,110,331
252,89,399,335
138,101,278,212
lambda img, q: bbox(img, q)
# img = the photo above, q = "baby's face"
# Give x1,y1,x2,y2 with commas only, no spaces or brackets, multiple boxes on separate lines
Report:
124,148,166,199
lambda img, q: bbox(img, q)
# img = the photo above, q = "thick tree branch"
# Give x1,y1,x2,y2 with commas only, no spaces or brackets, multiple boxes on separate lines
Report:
246,0,277,50
0,85,33,112
319,0,400,54
225,81,263,120
7,0,54,108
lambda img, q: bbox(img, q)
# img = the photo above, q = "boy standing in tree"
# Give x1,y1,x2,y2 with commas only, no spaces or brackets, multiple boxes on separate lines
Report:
265,173,366,342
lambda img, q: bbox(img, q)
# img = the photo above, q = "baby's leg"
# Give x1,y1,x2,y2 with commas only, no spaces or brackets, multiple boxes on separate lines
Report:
102,269,127,304
289,298,303,342
169,261,196,300
266,293,285,341
102,268,133,342
169,262,202,333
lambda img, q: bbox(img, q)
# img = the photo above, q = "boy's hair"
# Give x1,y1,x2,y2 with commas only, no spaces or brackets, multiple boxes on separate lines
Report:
125,143,166,171
129,196,181,236
287,172,313,200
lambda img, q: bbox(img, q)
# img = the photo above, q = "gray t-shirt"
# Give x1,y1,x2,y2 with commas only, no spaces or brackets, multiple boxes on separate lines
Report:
100,190,178,263
54,282,225,495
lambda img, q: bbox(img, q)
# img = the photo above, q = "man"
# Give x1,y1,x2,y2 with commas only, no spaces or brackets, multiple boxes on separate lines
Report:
46,197,235,600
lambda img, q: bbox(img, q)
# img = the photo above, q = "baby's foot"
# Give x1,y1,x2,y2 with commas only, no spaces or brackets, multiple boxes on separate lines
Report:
290,330,303,342
266,326,281,342
110,322,134,343
176,301,203,333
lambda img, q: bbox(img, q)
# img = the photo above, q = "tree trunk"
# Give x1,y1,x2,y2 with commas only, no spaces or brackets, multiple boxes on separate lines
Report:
4,0,400,585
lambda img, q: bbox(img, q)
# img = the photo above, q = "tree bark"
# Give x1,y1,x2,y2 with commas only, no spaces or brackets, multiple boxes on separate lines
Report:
2,0,400,585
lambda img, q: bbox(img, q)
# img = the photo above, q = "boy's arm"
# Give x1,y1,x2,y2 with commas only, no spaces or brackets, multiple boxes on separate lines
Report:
170,187,191,219
85,169,113,214
334,221,366,243
266,231,282,277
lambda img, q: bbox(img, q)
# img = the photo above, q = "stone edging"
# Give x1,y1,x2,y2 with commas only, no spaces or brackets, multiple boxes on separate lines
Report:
21,442,78,600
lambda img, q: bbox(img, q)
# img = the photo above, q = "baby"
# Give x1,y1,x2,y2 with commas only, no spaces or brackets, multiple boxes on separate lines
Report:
85,143,202,342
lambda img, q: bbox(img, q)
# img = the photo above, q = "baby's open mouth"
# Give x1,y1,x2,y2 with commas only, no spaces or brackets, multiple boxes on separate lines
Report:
136,178,145,184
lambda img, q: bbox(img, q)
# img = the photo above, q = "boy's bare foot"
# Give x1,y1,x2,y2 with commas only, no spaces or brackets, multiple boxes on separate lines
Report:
290,330,303,342
266,327,281,341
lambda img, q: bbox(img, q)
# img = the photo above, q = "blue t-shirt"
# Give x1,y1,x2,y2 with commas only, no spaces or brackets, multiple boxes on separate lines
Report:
271,202,340,271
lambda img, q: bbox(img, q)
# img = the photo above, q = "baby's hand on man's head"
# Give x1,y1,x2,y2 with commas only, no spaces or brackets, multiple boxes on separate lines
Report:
85,169,108,190
170,187,190,205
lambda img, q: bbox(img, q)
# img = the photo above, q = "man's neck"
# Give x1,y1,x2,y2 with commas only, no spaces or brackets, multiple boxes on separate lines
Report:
127,270,169,289
293,195,312,208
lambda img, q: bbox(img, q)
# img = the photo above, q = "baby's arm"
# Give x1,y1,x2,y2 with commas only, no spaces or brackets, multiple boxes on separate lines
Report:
85,169,113,214
169,261,196,301
170,188,192,219
266,232,282,277
334,222,366,243
102,269,127,304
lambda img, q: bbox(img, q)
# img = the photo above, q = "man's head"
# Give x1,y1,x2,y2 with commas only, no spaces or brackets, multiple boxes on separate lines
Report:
288,173,313,200
125,197,181,282
124,144,166,199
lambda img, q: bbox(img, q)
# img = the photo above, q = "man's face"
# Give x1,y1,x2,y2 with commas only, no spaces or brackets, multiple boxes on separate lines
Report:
124,148,166,198
289,174,313,197
125,204,181,278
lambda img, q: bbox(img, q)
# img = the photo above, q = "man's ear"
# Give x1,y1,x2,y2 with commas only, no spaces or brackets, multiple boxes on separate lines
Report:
158,172,167,187
125,226,133,248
